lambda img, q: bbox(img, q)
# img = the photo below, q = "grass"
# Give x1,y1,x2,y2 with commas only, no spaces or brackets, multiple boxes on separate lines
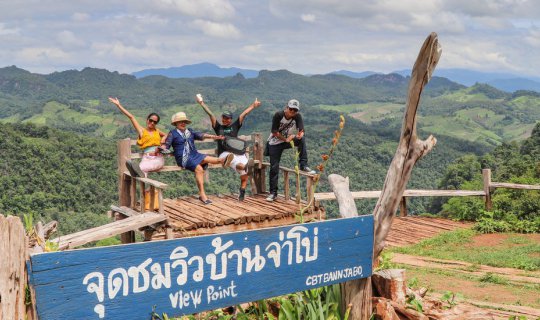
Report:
399,265,540,308
391,229,540,271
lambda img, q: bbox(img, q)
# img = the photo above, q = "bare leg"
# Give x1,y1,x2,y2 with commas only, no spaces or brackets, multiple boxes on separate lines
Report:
201,156,222,165
236,163,245,171
194,165,207,200
240,174,248,189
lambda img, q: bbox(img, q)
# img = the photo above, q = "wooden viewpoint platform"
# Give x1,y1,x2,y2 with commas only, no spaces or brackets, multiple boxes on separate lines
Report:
142,194,323,240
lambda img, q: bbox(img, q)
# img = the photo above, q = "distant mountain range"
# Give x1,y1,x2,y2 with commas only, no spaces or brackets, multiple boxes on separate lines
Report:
132,63,540,93
132,62,259,79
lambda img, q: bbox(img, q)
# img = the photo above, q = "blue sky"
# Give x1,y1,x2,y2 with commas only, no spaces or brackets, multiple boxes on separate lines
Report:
0,0,538,76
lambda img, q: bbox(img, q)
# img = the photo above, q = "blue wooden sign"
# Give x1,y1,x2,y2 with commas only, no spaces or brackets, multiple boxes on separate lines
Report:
29,216,374,319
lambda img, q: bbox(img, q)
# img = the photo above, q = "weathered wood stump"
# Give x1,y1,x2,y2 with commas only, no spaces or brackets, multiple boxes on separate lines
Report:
0,215,27,320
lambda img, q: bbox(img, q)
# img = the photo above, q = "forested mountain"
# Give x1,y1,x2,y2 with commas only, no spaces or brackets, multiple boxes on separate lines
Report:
2,66,538,148
0,66,537,235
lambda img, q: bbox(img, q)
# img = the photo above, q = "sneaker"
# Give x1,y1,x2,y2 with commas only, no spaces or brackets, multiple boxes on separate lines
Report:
238,188,246,201
265,193,278,202
126,160,145,178
300,166,316,174
222,153,234,168
246,158,254,177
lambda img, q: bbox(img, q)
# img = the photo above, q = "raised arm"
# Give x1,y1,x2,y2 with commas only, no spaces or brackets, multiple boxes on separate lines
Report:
239,98,261,125
109,97,144,138
196,94,217,128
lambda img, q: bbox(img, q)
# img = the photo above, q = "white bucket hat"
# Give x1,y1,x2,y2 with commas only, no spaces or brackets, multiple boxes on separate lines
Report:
171,112,192,125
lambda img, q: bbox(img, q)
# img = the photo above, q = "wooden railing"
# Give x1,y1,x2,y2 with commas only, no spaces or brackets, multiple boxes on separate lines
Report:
116,132,318,243
315,169,540,216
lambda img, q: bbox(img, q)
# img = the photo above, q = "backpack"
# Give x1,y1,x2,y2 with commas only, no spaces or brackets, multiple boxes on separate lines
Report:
223,136,247,155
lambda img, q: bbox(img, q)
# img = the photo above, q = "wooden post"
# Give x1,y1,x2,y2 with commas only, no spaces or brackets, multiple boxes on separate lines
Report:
130,177,137,208
399,197,408,217
284,171,290,200
306,176,314,211
328,174,372,319
0,215,27,320
149,186,156,211
140,181,146,214
117,139,132,205
251,133,265,194
483,168,492,211
117,138,136,244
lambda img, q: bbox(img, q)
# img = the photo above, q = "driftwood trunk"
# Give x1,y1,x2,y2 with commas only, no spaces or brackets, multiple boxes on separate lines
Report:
328,32,441,320
372,32,440,258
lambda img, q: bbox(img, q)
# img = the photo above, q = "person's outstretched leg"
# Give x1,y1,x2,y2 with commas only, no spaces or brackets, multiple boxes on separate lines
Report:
194,165,211,204
203,154,234,167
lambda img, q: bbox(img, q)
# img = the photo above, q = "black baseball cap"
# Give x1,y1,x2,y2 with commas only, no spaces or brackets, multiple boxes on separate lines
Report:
222,111,233,118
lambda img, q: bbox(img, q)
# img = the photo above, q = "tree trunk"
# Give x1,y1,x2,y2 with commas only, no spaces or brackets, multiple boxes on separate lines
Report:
373,32,441,258
328,32,441,320
372,269,407,305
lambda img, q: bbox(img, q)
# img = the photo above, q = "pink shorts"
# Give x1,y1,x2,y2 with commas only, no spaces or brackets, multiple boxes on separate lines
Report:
139,154,164,177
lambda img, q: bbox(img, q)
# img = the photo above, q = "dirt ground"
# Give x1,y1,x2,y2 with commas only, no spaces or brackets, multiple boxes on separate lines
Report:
391,232,540,318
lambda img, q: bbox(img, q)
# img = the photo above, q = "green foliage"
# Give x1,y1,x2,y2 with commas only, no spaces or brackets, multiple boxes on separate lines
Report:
406,294,423,313
276,285,347,320
150,285,347,320
438,122,540,225
479,272,509,285
440,291,463,308
474,211,540,234
375,251,395,271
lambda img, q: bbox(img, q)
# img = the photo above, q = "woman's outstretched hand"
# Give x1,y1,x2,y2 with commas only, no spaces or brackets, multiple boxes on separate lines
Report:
108,97,121,106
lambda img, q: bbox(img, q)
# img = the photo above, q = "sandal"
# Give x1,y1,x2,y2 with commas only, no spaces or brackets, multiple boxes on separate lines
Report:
126,160,145,178
198,197,213,205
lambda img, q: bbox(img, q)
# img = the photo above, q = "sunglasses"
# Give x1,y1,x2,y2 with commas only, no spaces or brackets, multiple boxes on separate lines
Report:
148,118,159,124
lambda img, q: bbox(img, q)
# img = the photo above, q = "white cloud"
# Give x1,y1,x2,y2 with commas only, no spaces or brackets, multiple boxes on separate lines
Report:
0,23,19,35
0,0,539,77
19,47,70,63
301,14,316,23
151,0,236,21
192,19,241,39
71,13,90,22
56,30,86,48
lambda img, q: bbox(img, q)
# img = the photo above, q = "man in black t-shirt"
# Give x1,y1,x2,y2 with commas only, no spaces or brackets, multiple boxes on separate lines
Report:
265,99,316,202
197,94,261,201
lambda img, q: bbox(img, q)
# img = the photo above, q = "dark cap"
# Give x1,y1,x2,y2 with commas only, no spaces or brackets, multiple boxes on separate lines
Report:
222,111,233,118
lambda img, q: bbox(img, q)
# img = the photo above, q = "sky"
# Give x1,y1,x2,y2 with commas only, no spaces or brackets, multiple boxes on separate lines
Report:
0,0,539,77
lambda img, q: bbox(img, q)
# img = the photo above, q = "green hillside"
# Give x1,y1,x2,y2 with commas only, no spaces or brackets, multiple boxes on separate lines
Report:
320,85,540,147
1,66,537,235
2,66,536,148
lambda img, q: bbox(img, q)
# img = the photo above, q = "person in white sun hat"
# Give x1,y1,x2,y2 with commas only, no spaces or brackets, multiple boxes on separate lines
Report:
162,111,234,205
265,99,316,202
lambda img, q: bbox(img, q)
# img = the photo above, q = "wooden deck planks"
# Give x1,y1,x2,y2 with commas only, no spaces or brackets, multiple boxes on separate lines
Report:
155,194,307,234
385,216,473,248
